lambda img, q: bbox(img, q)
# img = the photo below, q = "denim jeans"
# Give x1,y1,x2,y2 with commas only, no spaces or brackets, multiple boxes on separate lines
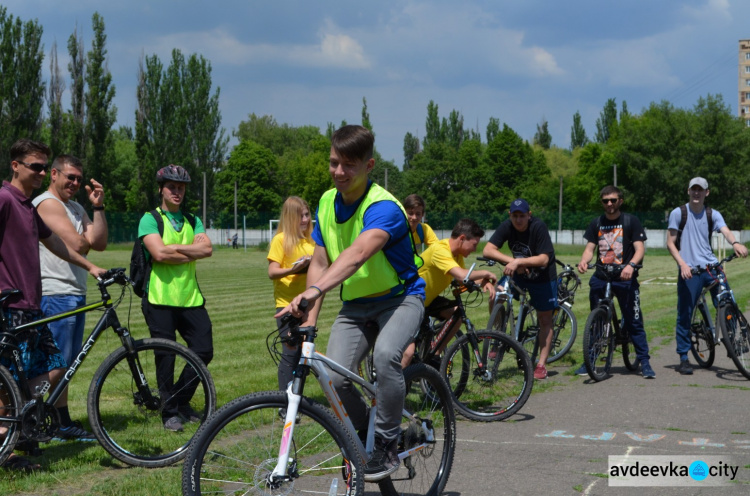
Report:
676,270,722,359
41,294,86,367
326,295,424,441
589,276,651,362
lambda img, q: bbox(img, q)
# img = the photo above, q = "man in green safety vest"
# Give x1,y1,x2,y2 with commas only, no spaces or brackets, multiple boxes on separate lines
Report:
280,125,425,482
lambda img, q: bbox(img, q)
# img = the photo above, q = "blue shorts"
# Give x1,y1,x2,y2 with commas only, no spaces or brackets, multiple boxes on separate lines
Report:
0,308,66,381
514,278,559,312
42,294,87,367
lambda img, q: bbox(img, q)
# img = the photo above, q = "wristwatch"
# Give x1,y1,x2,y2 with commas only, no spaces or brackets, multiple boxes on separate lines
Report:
93,205,105,211
628,262,637,268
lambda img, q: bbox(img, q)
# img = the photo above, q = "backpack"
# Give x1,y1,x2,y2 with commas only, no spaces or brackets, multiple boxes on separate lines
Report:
675,204,713,251
130,209,197,297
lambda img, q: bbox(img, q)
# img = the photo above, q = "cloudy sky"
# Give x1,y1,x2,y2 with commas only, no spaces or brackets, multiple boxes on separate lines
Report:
4,0,750,166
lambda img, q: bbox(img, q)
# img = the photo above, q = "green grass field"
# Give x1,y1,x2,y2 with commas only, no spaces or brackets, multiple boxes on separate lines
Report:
2,243,749,495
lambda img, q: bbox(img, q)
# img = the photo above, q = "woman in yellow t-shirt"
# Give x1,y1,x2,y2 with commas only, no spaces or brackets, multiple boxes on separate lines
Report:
267,196,315,391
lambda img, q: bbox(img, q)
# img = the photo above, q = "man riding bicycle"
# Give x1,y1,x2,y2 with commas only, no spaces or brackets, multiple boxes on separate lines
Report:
401,218,496,367
280,125,425,482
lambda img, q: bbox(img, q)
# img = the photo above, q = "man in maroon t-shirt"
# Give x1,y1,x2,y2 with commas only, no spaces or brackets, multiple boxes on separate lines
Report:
0,139,105,471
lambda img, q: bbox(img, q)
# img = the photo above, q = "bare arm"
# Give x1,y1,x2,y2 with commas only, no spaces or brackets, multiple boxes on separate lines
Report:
666,229,692,280
719,226,748,258
36,198,91,255
40,232,105,278
82,179,108,251
268,256,311,279
577,242,597,274
142,231,212,264
619,240,645,281
447,266,497,300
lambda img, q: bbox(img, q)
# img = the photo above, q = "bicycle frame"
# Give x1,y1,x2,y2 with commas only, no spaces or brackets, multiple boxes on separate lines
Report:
272,339,434,481
695,265,735,342
0,275,158,429
490,276,532,342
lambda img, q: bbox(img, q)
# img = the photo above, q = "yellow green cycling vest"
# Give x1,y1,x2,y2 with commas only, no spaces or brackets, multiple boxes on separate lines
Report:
318,183,419,301
148,209,204,307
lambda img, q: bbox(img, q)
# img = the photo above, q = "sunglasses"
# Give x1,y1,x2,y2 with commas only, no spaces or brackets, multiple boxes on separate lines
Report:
17,160,50,173
60,172,84,184
601,198,620,204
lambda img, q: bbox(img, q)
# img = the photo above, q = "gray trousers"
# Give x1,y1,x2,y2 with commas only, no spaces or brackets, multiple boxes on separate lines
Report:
326,294,424,441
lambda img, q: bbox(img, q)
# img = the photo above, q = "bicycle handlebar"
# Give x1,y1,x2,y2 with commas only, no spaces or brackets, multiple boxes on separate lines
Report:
96,268,132,290
692,254,737,275
476,256,506,267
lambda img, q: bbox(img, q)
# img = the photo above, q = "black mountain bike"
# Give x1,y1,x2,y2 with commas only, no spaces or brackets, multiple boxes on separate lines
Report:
0,268,216,468
582,263,642,382
688,255,750,379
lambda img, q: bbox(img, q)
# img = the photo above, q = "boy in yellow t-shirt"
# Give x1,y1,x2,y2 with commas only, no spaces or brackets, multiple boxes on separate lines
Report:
404,194,439,251
401,218,496,367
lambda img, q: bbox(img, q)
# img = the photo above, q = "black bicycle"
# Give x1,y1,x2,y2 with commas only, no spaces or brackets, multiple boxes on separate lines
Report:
688,255,750,379
581,263,642,382
483,257,579,365
0,268,216,468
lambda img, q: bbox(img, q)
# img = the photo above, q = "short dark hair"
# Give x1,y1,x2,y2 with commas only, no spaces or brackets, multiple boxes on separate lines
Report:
10,139,51,163
599,185,623,199
52,154,83,171
404,194,425,211
451,218,484,239
331,125,374,162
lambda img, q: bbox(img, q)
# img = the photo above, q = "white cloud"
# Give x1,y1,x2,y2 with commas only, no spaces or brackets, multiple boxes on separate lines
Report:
682,0,731,21
149,26,370,70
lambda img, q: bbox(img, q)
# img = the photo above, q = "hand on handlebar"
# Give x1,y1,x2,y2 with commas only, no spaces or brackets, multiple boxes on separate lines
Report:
90,265,107,279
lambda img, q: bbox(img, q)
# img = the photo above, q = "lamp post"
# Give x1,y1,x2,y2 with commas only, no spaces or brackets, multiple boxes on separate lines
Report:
613,163,617,187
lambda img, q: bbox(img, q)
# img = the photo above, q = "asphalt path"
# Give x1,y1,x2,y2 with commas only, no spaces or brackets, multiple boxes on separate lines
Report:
436,335,750,496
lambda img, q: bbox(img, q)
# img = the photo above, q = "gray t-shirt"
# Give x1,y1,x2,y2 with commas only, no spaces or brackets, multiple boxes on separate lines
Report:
667,204,726,268
32,192,88,295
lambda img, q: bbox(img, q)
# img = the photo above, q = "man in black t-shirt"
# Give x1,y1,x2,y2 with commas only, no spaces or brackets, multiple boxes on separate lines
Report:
576,185,653,378
483,199,557,380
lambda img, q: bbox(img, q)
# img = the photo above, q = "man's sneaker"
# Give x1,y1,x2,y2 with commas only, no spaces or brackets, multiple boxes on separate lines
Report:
164,416,184,432
676,359,693,375
574,364,588,376
178,405,202,423
641,362,655,379
534,364,548,380
364,436,399,482
54,421,96,442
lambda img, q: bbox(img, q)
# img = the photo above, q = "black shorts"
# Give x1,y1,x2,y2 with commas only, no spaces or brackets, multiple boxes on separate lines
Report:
425,296,456,318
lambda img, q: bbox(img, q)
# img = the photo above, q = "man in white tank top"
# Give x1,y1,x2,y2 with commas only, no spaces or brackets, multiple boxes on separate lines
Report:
33,154,108,440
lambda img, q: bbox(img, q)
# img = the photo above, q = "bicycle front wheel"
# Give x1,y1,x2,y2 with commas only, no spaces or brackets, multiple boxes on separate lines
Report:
690,303,715,368
719,304,750,380
621,340,640,372
182,391,364,496
0,364,22,466
379,363,456,496
582,308,615,382
441,330,533,422
88,338,217,468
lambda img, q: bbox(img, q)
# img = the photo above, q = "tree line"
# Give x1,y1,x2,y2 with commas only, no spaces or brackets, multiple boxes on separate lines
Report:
3,7,750,232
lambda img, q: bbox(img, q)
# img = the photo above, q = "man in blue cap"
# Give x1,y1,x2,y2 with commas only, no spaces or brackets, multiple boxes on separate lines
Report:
483,198,557,379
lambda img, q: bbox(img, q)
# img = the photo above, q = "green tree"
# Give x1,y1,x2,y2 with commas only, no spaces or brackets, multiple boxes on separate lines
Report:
570,110,588,149
47,41,65,158
84,12,117,195
214,140,281,226
67,25,85,158
361,96,372,133
402,131,420,170
595,98,618,144
235,114,319,156
133,49,227,213
486,117,500,143
443,109,464,150
533,118,552,149
0,8,45,166
423,100,442,148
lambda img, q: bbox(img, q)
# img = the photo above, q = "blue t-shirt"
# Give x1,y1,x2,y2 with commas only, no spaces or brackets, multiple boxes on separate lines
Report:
668,204,726,268
312,185,425,303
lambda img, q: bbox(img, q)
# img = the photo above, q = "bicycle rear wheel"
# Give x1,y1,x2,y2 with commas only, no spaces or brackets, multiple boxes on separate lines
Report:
0,364,21,466
546,304,577,363
582,308,615,382
621,341,640,372
182,391,364,496
88,338,216,468
719,304,750,380
379,363,456,496
690,303,715,368
440,330,533,422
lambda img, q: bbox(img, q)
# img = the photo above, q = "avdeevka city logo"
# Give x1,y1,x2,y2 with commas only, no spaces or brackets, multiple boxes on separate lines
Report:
689,460,708,482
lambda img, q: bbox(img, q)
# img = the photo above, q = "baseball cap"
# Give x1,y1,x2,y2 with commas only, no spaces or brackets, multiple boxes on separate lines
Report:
509,199,530,213
688,177,708,189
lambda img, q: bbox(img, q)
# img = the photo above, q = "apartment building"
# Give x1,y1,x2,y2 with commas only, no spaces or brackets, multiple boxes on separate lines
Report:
740,39,750,126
